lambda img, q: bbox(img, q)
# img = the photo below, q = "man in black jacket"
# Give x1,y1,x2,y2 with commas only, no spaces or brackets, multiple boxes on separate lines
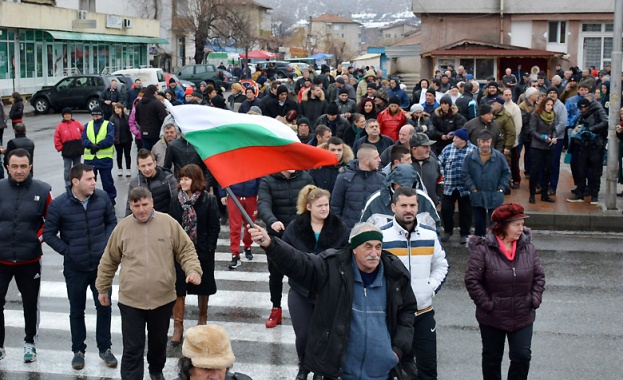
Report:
263,85,298,119
4,122,35,169
99,79,124,120
126,149,177,216
257,170,313,329
135,85,167,150
249,222,417,380
42,163,118,370
0,149,52,363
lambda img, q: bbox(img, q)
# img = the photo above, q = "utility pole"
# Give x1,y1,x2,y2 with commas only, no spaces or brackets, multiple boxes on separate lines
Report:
606,0,622,210
307,16,313,57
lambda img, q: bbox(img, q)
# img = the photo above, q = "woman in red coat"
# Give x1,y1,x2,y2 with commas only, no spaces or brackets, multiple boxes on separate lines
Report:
465,203,545,380
376,96,407,141
54,108,84,187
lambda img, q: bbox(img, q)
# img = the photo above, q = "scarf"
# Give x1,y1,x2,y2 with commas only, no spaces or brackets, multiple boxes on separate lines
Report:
178,190,201,244
352,123,363,141
540,110,555,125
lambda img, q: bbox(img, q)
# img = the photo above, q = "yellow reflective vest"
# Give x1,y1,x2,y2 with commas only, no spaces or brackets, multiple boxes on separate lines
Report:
83,120,114,160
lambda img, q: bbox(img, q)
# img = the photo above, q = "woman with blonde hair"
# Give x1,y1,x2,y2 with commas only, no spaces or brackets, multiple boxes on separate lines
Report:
281,185,349,380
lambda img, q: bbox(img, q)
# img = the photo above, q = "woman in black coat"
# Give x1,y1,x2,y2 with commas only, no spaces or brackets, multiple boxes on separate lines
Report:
109,102,133,176
281,185,349,380
169,164,220,344
465,203,545,380
9,92,24,127
527,97,557,204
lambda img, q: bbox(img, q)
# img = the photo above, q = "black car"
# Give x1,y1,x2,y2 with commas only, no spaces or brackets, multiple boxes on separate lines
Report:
256,61,297,79
30,75,124,114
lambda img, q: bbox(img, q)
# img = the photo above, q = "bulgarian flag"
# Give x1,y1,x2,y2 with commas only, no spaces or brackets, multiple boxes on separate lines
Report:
164,101,338,188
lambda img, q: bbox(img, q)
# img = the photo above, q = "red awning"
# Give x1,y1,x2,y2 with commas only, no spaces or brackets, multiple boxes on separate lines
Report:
240,50,279,59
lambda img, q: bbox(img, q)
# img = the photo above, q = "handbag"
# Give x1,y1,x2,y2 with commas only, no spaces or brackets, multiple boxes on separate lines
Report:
564,152,572,164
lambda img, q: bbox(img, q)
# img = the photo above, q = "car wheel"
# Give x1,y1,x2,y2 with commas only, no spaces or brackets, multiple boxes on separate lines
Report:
276,72,285,79
33,98,50,114
87,98,101,111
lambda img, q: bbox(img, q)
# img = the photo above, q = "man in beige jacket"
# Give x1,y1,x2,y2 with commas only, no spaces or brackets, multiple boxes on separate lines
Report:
96,186,202,380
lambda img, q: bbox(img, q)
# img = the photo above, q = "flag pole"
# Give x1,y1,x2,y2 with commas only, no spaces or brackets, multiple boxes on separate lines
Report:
224,186,265,242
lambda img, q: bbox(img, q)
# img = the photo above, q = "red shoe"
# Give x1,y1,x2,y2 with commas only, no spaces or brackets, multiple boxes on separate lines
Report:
265,307,282,328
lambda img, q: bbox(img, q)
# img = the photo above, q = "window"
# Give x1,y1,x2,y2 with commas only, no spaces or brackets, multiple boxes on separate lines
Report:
75,77,89,87
195,65,206,74
79,0,96,12
580,22,620,69
582,24,602,32
458,58,494,80
548,21,566,43
92,77,104,86
180,66,193,76
56,77,75,90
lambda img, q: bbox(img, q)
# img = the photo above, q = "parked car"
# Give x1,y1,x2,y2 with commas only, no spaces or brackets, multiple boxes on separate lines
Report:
30,75,124,114
112,68,167,90
256,61,298,79
176,64,226,90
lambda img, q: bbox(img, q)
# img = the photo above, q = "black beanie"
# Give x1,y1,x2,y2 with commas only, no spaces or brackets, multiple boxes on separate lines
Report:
439,94,452,105
277,85,289,95
327,103,340,115
389,96,400,105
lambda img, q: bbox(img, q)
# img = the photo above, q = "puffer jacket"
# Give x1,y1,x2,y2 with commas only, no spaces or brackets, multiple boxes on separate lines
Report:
257,171,314,237
314,114,350,139
429,105,466,153
377,108,407,142
9,97,23,122
465,228,545,332
126,166,177,215
576,101,609,148
43,188,116,272
135,93,168,138
163,137,212,184
0,176,52,263
281,212,349,297
264,238,417,379
299,89,328,129
330,160,385,229
528,112,556,151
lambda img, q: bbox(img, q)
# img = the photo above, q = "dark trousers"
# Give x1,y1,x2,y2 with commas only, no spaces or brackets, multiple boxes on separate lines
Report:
63,268,112,353
480,323,533,380
548,139,565,191
0,129,3,180
0,261,41,346
93,166,117,204
529,148,552,196
405,310,437,380
569,142,581,186
141,137,159,151
63,156,82,187
118,300,175,378
268,260,284,308
288,288,315,360
577,145,604,197
441,190,472,236
509,146,521,184
115,141,132,169
473,207,494,237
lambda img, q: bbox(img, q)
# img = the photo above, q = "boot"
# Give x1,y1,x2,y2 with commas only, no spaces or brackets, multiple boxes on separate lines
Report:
197,296,209,325
265,307,282,328
295,366,310,380
171,296,185,344
541,192,555,203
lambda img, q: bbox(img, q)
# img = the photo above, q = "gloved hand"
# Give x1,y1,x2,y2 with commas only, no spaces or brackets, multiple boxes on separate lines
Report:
90,145,100,155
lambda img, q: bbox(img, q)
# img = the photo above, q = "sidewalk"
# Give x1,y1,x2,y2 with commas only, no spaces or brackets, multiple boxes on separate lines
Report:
503,160,623,232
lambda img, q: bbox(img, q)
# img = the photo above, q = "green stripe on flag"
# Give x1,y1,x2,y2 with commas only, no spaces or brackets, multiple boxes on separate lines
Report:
184,123,297,158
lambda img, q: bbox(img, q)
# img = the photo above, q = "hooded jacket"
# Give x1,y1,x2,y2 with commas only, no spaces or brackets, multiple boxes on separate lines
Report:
360,164,441,234
387,80,411,110
429,105,466,153
377,107,407,142
576,101,609,148
300,88,328,129
9,96,23,122
465,228,545,332
135,93,168,138
330,160,385,229
54,118,84,157
493,108,517,150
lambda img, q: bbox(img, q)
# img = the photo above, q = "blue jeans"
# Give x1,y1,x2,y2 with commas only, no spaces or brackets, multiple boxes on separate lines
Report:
480,323,533,380
63,156,82,188
141,137,159,151
63,268,112,353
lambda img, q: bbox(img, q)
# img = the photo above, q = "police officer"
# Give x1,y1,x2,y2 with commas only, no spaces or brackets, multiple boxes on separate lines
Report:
82,107,116,205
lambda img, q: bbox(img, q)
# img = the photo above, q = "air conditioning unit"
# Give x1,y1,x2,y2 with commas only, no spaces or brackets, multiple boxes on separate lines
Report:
123,18,133,29
78,10,88,20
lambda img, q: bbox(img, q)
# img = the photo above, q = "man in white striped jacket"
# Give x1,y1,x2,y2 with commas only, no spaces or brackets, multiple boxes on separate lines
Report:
381,186,449,380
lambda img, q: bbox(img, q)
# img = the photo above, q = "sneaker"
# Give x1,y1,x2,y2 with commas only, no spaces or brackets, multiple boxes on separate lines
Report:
440,232,452,242
590,196,599,205
72,351,85,370
23,343,36,363
566,195,584,203
0,347,5,361
265,307,282,328
244,248,253,261
117,168,123,177
99,348,118,368
510,182,520,189
460,235,468,245
125,169,131,177
228,254,241,270
150,372,165,380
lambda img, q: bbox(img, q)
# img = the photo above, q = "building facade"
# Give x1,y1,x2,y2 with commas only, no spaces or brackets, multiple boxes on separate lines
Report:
0,0,165,95
412,0,616,78
311,13,361,61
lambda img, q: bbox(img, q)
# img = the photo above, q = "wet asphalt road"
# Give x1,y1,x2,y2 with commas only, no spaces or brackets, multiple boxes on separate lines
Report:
0,112,619,379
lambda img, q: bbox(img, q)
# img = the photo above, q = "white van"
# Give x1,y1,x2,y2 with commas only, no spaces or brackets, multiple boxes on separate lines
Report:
112,68,167,90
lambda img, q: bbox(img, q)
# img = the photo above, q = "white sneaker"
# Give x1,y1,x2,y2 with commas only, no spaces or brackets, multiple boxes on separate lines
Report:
125,169,131,177
23,343,36,363
117,168,123,177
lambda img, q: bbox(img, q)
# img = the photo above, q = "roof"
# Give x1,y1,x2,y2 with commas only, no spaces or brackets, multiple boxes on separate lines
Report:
352,53,381,61
229,0,272,9
390,32,421,47
312,13,360,24
421,39,564,58
380,22,418,31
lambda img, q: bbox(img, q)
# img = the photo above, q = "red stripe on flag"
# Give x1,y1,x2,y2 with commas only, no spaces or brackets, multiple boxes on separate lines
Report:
204,143,338,188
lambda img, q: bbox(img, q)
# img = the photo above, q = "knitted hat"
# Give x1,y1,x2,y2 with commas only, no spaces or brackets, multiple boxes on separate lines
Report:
200,81,208,87
546,86,560,96
479,104,493,115
410,104,424,112
491,203,529,223
277,85,289,95
327,103,340,115
248,106,262,115
453,128,469,141
184,87,194,96
61,107,73,116
465,74,474,80
439,94,452,105
182,325,235,370
426,88,436,96
169,77,176,84
488,81,500,88
389,96,401,106
297,117,311,127
367,82,377,90
339,87,349,95
191,91,204,99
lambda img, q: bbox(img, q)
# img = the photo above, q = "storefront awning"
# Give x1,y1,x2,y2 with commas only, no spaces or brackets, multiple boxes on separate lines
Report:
45,31,168,44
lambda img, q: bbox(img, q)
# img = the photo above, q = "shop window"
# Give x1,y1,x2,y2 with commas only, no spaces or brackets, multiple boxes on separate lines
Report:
0,42,8,80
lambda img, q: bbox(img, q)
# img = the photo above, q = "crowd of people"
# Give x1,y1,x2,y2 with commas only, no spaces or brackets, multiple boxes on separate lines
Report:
0,60,621,380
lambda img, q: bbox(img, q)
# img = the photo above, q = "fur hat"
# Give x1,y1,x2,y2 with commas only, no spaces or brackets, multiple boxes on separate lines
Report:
491,203,529,223
182,325,235,369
